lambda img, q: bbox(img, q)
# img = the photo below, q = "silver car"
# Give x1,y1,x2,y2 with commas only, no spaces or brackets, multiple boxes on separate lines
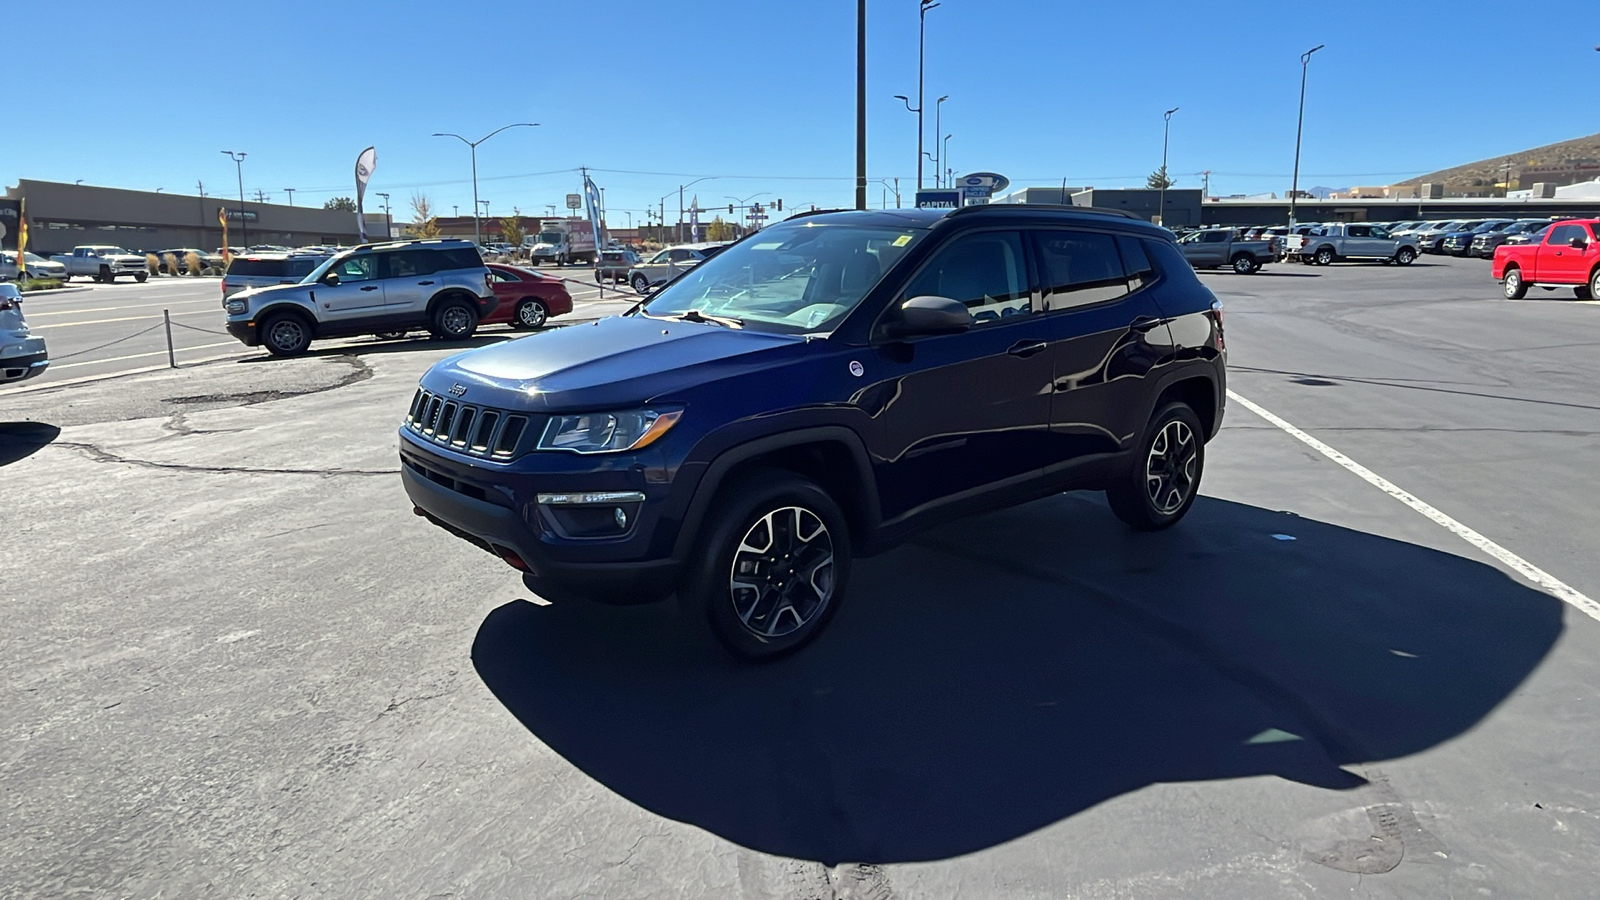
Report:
223,239,497,356
0,251,68,282
626,243,727,293
0,283,49,383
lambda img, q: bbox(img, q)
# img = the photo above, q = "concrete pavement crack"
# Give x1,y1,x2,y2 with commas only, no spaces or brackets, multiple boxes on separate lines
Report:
54,441,398,477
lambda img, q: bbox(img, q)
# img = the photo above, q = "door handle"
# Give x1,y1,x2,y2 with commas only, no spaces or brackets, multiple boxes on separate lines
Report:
1007,340,1048,358
360,286,379,291
1130,315,1168,333
418,280,434,285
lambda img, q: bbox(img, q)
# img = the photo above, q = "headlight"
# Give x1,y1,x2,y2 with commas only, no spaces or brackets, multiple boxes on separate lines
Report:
537,408,682,454
226,299,247,314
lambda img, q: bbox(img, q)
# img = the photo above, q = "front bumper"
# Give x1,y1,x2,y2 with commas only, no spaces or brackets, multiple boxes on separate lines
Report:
398,432,695,604
225,320,258,346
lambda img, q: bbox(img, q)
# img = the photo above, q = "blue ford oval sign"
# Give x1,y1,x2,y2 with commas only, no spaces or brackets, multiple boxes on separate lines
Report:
960,172,1011,195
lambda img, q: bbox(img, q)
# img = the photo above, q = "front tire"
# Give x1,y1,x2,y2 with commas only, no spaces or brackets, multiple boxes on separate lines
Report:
685,471,852,661
631,274,650,293
431,298,479,340
134,272,148,283
513,298,548,329
262,312,313,356
1107,402,1205,531
1502,266,1527,300
1395,246,1416,265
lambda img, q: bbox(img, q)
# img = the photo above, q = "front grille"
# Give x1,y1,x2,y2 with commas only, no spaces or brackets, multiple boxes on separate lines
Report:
405,387,540,460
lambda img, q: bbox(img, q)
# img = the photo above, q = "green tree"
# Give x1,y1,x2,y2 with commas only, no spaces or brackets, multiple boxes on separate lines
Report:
706,216,736,242
1145,168,1174,190
324,196,357,212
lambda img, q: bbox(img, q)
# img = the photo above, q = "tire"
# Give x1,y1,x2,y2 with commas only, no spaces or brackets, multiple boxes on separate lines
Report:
1230,254,1259,274
431,297,479,340
1106,401,1205,531
1589,267,1600,300
1395,246,1416,266
1576,286,1594,300
684,471,851,661
1502,266,1527,300
513,298,548,329
134,272,148,283
261,311,313,356
1314,247,1335,266
374,331,408,340
631,274,650,293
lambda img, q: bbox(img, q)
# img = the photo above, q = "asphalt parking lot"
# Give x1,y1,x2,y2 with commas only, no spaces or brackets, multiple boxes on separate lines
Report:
3,254,1598,898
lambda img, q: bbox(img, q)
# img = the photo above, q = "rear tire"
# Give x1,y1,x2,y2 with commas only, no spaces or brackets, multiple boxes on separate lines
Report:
1577,285,1594,300
431,297,479,340
513,298,548,329
374,331,408,340
1107,401,1205,531
1502,266,1527,300
684,471,852,662
1314,247,1334,266
262,311,313,356
1231,254,1259,274
1588,267,1600,300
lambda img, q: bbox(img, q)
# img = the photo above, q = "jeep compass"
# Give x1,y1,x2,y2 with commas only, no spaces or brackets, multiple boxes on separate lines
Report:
400,206,1226,660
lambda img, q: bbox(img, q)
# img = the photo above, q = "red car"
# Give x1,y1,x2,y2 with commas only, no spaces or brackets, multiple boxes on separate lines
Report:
482,263,574,329
1494,218,1600,300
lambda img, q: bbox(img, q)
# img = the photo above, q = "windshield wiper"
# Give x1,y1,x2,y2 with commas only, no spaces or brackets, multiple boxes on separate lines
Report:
672,309,743,328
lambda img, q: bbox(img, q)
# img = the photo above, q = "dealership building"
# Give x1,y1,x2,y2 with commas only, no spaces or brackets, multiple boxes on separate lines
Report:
1,180,389,254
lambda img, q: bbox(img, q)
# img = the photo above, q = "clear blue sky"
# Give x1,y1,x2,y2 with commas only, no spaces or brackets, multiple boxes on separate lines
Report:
12,1,1598,222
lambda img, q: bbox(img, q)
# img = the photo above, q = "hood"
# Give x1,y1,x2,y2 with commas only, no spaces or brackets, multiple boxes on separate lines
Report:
424,314,808,411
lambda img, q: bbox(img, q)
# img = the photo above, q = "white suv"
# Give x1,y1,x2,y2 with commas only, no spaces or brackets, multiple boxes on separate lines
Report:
223,240,497,356
626,243,727,293
0,284,49,384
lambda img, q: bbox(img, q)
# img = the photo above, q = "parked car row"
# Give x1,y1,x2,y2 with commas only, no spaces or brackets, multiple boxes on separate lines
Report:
221,238,573,356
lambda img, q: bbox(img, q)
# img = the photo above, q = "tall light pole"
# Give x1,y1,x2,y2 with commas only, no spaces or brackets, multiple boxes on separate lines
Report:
1289,44,1325,228
943,133,952,186
676,176,718,244
916,0,939,190
432,122,539,247
220,150,247,247
855,0,867,210
1158,107,1179,227
377,192,391,238
283,188,296,207
931,95,948,187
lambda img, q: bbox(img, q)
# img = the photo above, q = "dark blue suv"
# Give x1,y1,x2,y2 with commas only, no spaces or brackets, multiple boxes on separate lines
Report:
400,205,1226,659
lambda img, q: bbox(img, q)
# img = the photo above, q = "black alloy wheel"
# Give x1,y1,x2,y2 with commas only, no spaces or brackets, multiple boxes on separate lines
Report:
432,299,479,340
1231,254,1259,274
688,471,852,661
262,312,312,356
1107,401,1205,531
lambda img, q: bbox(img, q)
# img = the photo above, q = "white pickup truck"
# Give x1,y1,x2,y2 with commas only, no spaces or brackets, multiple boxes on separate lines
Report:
50,245,149,283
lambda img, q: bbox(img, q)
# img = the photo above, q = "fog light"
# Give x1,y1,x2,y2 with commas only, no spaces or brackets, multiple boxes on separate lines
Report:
614,507,628,529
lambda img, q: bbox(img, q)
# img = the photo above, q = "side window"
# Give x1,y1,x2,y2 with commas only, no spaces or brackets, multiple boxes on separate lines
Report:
903,230,1030,324
1117,235,1154,291
1035,230,1128,311
1348,225,1370,237
1201,231,1229,243
649,251,671,264
435,248,479,270
669,248,694,262
334,255,377,282
381,251,435,279
1546,225,1574,246
1370,226,1390,238
491,268,520,283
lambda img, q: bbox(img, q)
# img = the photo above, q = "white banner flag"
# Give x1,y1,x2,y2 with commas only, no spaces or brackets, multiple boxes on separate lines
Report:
354,146,377,242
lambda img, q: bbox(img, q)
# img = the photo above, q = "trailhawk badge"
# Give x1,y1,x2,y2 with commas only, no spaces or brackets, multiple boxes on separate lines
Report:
848,361,864,378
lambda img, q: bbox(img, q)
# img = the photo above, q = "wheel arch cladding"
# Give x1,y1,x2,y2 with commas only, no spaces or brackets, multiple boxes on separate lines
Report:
1154,376,1217,441
426,289,477,317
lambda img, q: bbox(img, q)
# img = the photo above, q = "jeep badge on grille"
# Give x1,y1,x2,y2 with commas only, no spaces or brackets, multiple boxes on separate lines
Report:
449,384,467,397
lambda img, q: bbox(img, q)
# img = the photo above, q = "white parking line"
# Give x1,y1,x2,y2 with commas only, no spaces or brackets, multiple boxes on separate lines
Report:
27,298,220,317
1227,388,1600,624
32,310,221,330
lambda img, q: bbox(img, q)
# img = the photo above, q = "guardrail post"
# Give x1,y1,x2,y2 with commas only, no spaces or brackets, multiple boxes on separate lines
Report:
163,309,177,368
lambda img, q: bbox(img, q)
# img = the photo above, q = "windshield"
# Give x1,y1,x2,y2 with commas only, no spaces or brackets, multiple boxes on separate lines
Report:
638,221,926,334
537,232,562,244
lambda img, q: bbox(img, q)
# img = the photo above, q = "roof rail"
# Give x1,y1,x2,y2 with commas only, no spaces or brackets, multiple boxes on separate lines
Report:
948,203,1143,221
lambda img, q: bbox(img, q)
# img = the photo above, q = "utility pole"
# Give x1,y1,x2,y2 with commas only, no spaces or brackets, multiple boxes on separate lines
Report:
1200,170,1211,199
917,0,939,191
1289,44,1326,228
254,189,267,204
377,192,392,238
855,0,867,210
283,188,296,207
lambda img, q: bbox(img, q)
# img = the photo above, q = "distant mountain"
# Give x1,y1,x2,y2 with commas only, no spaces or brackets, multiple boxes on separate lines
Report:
1397,132,1600,194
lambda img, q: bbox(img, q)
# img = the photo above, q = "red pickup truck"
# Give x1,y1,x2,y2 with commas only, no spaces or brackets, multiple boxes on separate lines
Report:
1493,219,1600,300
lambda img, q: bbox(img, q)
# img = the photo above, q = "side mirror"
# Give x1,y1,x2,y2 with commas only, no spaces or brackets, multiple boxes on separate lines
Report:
884,295,971,339
323,273,341,286
1569,236,1588,250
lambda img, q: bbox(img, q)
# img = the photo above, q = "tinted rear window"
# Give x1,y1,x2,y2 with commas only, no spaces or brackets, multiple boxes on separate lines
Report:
227,258,290,277
434,248,483,271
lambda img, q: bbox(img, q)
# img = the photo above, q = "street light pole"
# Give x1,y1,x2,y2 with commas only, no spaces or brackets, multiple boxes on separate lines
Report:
932,95,948,187
1159,107,1179,227
917,0,939,191
432,122,539,248
943,133,952,186
855,0,867,210
675,176,717,244
377,193,391,238
1289,44,1325,228
220,150,248,248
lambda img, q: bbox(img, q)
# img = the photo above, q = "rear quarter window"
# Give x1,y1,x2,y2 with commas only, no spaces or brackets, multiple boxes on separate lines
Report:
434,248,484,271
225,258,289,277
1143,237,1203,287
